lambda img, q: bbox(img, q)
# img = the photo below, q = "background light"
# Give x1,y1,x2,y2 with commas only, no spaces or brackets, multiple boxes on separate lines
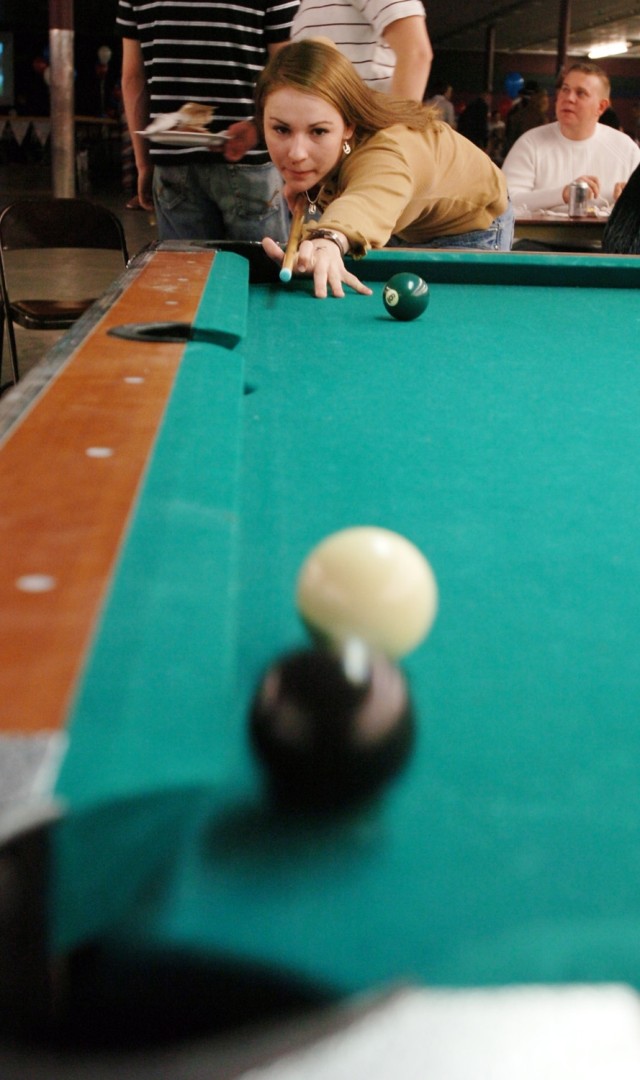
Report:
588,40,629,58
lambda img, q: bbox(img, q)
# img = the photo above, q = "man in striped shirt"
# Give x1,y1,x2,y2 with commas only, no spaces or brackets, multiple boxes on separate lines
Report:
290,0,432,101
117,0,298,241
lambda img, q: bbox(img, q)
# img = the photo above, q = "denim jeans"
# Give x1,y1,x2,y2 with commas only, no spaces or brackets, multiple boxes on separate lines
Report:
416,201,515,251
153,161,289,243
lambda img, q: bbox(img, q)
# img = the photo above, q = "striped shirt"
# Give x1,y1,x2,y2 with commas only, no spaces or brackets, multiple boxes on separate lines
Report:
290,0,426,92
116,0,299,163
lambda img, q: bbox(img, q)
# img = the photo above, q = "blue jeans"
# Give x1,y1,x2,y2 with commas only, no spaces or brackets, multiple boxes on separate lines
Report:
417,201,515,251
153,161,289,243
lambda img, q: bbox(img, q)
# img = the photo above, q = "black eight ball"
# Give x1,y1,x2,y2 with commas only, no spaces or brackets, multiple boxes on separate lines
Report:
250,642,414,812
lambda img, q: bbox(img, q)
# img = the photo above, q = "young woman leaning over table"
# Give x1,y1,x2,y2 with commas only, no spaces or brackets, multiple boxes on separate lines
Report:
256,40,514,298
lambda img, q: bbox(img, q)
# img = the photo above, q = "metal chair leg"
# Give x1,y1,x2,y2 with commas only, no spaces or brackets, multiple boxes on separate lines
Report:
5,310,20,385
0,300,19,395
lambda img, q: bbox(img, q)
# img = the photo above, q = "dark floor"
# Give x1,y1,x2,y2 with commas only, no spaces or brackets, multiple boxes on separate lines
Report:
0,161,158,384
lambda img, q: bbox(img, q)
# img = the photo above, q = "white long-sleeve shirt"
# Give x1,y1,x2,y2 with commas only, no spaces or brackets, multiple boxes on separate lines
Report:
502,121,640,212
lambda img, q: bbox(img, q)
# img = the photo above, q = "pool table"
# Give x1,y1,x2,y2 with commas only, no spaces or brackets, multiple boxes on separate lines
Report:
3,243,640,1036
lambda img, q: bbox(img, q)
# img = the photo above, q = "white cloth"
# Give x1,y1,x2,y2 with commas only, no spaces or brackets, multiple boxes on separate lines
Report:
427,94,455,127
290,0,426,92
502,121,640,212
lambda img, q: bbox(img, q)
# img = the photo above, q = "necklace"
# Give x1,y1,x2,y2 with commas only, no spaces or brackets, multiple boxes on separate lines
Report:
305,185,325,215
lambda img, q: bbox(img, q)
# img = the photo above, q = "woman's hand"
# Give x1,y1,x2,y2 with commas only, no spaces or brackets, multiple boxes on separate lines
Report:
262,236,372,299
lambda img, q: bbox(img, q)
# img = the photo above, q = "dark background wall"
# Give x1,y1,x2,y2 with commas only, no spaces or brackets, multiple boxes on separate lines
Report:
428,50,640,135
3,3,640,136
2,0,118,34
2,2,122,117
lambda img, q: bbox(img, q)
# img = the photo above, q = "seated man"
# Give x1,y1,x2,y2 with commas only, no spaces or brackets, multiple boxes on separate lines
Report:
502,63,640,213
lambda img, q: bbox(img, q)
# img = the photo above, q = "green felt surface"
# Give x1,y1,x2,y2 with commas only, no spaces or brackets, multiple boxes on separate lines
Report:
53,254,248,947
53,250,640,990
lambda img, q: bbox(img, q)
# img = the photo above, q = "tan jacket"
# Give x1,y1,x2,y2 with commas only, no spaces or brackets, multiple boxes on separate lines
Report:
304,122,508,255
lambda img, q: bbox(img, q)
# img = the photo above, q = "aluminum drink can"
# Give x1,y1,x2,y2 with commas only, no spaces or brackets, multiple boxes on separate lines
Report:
568,180,590,217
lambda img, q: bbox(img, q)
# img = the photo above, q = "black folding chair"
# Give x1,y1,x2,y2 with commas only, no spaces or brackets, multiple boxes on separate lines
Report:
0,197,129,390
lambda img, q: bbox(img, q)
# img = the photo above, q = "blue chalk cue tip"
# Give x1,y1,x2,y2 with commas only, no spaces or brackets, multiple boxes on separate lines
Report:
279,267,293,283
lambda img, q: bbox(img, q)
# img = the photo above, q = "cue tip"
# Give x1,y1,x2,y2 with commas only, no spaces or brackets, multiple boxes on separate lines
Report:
279,267,293,283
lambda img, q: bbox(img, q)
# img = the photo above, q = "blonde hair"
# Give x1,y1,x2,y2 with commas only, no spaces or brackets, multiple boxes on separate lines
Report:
255,40,437,146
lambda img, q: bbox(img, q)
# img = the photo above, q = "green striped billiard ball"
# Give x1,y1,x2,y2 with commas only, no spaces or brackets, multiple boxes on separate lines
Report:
382,273,430,321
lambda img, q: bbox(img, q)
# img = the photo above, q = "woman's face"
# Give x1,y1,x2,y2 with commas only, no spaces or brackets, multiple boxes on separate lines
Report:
263,87,354,194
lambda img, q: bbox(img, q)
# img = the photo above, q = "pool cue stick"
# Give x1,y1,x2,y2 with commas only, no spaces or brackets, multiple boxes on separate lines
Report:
279,195,307,283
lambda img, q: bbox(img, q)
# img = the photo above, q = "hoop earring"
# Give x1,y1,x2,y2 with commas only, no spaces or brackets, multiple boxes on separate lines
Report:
343,140,352,155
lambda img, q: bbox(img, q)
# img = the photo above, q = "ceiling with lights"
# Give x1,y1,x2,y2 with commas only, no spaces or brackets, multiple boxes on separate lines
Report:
428,0,640,58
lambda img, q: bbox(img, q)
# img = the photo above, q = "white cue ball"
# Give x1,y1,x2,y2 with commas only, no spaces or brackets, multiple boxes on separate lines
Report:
296,526,438,659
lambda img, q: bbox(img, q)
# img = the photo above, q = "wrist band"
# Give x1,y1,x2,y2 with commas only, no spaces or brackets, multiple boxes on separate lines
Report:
307,229,348,257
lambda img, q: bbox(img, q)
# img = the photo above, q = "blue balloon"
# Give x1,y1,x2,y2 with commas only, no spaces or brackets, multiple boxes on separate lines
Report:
504,71,524,99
